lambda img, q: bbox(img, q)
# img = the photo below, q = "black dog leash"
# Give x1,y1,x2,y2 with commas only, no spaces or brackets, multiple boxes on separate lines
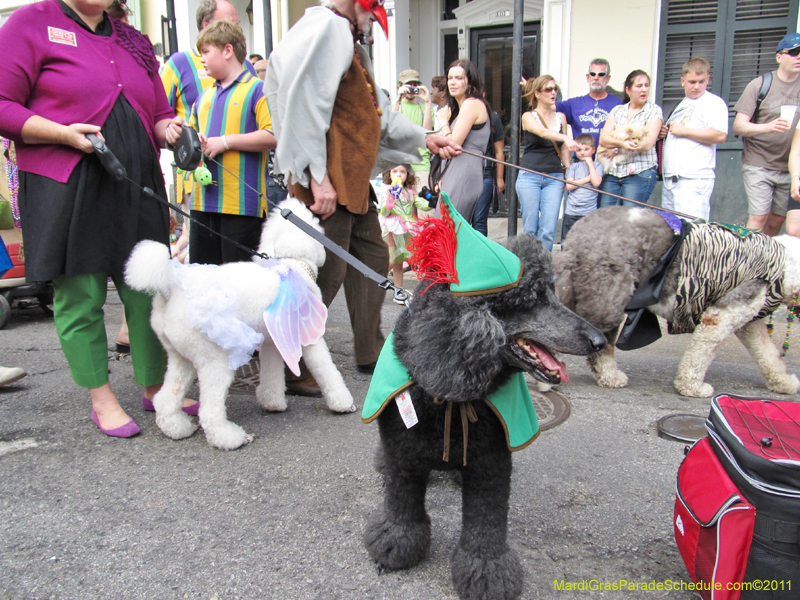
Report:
87,132,273,261
458,147,703,222
87,131,412,305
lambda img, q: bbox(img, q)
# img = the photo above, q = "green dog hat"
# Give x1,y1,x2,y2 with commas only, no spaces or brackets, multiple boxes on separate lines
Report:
407,192,523,296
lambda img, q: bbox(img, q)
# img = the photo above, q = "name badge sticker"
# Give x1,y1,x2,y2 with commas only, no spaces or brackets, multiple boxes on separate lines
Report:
48,27,77,46
395,389,418,429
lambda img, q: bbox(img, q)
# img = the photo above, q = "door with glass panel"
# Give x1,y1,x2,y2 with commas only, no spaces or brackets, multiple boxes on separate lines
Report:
470,23,540,215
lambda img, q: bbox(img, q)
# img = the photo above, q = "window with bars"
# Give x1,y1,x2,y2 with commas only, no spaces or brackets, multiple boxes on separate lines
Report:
656,0,798,131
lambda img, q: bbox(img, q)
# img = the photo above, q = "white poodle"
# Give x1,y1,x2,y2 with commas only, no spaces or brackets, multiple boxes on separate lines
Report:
125,198,355,450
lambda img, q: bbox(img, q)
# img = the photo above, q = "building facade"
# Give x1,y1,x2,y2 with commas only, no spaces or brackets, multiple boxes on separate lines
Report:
1,0,798,224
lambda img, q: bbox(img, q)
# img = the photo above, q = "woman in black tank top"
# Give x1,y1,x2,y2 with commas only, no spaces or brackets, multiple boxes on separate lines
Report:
515,75,576,251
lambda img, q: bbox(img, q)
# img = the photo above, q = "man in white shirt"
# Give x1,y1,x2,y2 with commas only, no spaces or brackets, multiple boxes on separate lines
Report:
661,57,728,220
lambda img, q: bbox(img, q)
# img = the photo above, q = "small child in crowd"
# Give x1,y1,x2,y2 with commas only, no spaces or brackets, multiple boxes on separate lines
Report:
562,134,604,240
377,164,430,302
165,19,276,266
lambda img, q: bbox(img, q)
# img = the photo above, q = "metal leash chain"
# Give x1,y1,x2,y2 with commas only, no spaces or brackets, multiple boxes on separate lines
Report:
456,147,702,222
203,155,406,298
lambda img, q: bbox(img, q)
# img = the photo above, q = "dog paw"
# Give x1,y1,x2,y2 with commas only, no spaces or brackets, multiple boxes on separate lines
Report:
674,380,714,398
451,543,523,600
768,374,800,395
364,508,431,571
155,412,197,440
595,369,628,388
203,421,253,450
256,386,287,412
326,388,356,413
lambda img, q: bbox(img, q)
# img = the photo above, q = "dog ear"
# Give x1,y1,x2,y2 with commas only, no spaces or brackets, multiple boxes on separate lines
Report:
395,291,506,402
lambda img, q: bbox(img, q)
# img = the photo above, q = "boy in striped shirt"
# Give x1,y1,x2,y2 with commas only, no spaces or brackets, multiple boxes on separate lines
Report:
165,19,275,265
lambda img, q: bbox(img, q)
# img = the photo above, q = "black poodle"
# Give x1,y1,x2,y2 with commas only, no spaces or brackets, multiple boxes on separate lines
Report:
363,234,605,600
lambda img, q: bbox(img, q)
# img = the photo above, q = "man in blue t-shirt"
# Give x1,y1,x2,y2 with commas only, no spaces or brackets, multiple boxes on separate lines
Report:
556,58,622,148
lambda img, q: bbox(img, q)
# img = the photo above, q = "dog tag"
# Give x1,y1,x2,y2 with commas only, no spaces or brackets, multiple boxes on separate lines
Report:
395,390,418,429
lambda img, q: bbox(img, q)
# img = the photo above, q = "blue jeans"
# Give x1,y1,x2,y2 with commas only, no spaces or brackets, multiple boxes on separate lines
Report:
516,170,564,251
472,176,494,236
598,166,658,208
560,212,585,241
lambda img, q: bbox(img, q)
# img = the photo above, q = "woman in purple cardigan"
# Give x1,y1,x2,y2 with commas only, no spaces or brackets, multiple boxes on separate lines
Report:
0,0,196,437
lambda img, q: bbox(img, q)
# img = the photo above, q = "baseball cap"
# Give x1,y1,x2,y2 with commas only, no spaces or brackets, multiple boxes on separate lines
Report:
398,69,421,85
777,32,800,52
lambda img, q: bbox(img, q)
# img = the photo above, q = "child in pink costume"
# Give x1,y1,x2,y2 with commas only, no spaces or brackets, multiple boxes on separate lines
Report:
377,164,430,296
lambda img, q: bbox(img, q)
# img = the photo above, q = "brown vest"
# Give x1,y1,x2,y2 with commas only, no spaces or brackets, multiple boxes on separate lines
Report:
293,53,382,215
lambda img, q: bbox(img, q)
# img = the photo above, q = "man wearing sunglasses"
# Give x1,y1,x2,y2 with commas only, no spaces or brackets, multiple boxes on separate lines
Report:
556,58,622,149
733,32,800,236
265,0,459,389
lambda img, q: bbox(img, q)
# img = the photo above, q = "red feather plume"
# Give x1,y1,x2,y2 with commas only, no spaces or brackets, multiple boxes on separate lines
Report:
406,200,459,293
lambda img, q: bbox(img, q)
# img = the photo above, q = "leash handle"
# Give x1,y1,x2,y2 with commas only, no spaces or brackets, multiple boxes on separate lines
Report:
86,133,127,182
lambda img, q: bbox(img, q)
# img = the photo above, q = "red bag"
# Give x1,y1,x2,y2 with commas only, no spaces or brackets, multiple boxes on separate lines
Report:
675,437,756,600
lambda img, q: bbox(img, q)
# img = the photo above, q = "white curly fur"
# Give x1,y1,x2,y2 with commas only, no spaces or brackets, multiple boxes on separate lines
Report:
125,197,355,450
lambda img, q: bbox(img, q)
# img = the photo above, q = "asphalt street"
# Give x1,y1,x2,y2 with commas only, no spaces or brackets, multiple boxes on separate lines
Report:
2,218,799,600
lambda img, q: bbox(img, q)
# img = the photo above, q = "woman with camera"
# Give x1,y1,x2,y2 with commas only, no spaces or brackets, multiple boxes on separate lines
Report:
392,69,434,190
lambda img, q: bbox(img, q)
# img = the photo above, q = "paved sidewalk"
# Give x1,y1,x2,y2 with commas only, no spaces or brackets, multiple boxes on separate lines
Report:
1,217,798,599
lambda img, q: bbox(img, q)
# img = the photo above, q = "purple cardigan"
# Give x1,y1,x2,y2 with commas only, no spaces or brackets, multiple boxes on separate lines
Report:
0,0,174,183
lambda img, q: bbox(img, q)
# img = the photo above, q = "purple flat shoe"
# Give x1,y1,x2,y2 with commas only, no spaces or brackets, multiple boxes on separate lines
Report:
91,410,140,438
142,395,199,416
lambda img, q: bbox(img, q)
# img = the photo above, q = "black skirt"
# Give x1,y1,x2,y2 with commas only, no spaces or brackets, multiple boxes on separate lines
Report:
19,95,170,282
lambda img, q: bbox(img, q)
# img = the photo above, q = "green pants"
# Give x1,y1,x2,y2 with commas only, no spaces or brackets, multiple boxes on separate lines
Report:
52,272,166,389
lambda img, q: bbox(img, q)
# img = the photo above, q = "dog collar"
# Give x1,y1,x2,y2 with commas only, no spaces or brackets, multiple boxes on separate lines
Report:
281,258,317,283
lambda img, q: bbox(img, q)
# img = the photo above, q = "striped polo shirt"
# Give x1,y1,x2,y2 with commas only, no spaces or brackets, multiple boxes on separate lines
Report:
160,50,258,119
190,70,272,217
160,50,212,120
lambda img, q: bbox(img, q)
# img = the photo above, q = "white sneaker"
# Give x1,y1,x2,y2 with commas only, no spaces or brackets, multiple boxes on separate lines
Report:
0,367,27,386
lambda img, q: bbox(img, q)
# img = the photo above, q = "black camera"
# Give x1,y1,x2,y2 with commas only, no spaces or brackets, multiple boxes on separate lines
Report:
407,85,420,95
419,186,439,209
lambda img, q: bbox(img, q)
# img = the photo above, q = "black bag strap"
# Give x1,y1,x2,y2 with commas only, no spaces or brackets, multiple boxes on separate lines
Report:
752,71,773,123
754,513,800,545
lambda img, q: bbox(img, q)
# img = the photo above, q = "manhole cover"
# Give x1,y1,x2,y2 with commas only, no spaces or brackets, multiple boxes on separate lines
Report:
232,360,571,430
230,357,261,395
526,383,571,431
657,413,707,443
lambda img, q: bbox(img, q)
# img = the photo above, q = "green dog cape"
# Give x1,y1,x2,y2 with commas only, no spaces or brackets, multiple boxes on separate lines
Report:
361,332,540,452
361,193,539,453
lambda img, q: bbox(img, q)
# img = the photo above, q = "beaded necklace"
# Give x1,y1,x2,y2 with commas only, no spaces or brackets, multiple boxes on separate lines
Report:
328,6,382,116
767,292,799,357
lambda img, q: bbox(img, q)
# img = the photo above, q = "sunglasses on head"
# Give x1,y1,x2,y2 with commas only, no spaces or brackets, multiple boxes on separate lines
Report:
781,47,800,57
588,71,608,77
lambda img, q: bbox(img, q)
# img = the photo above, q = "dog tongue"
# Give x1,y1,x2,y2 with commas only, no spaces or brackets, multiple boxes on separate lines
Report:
530,341,569,384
